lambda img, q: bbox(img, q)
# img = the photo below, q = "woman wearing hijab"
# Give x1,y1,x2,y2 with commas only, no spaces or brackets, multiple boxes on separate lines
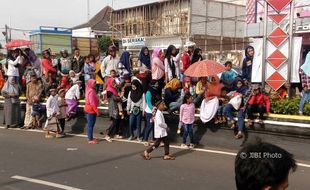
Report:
118,51,131,82
151,48,165,95
143,80,160,143
104,77,123,142
190,48,203,65
164,78,181,110
165,45,181,83
224,79,249,139
1,77,21,128
169,77,195,112
139,47,151,70
84,79,100,144
242,46,254,82
127,79,146,142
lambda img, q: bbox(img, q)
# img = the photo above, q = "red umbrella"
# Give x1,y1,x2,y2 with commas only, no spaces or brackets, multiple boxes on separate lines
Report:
184,59,226,78
5,39,32,49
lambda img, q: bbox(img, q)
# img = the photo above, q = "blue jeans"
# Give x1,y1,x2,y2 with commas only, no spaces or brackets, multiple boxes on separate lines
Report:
143,113,153,141
182,124,194,144
169,97,183,111
86,113,97,141
223,104,245,132
217,105,224,116
129,112,142,138
299,92,310,113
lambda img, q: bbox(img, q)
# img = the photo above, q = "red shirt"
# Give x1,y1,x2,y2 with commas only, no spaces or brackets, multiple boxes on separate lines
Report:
41,58,56,77
182,52,191,73
248,93,271,113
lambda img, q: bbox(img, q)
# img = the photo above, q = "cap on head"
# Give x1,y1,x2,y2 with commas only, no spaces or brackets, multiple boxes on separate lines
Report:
252,84,260,90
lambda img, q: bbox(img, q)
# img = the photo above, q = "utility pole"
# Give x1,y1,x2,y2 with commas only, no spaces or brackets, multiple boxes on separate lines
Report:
5,24,8,43
110,0,114,45
87,0,90,21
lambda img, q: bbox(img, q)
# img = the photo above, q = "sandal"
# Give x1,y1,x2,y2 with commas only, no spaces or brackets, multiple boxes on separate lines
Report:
56,134,65,138
45,134,54,139
88,140,98,144
163,155,175,160
245,119,254,128
142,151,151,160
230,123,236,129
234,132,243,139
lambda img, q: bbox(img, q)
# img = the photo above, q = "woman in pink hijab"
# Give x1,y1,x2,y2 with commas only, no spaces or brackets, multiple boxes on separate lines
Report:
84,79,100,144
151,48,165,95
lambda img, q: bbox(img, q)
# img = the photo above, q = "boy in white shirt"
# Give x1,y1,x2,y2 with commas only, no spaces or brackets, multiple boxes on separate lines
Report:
143,100,175,160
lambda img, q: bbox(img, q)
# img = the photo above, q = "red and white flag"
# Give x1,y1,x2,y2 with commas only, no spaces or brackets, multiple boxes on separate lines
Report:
246,0,256,24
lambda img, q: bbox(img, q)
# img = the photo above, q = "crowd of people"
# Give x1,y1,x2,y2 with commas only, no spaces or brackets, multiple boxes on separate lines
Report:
0,43,309,158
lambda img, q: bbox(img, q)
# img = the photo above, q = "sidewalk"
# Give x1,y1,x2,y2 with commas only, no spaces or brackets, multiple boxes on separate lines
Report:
0,98,310,138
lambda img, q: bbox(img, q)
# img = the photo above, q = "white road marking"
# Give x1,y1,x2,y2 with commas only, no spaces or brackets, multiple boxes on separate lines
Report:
11,175,83,190
1,127,310,168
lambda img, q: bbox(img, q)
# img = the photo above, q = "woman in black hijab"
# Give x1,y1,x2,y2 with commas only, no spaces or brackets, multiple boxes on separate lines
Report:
127,79,146,142
190,48,203,64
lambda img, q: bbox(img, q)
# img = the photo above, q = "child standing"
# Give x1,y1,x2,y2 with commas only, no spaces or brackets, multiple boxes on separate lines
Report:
84,55,96,84
31,96,42,129
44,89,64,138
143,100,175,160
58,89,67,134
179,94,196,149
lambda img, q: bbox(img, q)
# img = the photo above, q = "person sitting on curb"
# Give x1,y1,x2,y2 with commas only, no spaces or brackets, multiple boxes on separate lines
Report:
246,84,270,126
224,80,249,139
298,85,310,115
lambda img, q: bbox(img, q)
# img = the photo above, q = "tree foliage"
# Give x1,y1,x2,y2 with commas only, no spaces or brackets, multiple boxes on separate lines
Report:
98,36,112,54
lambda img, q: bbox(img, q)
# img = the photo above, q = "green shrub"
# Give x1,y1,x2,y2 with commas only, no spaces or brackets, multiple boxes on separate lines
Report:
270,97,310,115
304,103,310,116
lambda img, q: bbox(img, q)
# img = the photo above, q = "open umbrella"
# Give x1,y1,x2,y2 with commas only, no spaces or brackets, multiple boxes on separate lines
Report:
5,39,32,49
184,59,226,78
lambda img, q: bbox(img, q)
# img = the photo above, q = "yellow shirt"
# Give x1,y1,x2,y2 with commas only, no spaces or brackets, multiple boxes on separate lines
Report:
95,61,104,84
196,81,206,95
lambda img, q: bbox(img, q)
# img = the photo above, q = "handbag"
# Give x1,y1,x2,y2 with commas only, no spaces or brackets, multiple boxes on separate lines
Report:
132,106,141,116
229,95,242,110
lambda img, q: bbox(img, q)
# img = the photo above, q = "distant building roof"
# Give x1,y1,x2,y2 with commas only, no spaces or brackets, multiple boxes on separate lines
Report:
73,6,112,32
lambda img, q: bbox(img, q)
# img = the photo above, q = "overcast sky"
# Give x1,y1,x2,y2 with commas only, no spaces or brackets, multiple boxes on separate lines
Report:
0,0,159,45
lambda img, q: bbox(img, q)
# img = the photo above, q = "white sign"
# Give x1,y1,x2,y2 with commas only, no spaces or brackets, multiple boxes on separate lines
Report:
122,37,145,47
295,23,310,33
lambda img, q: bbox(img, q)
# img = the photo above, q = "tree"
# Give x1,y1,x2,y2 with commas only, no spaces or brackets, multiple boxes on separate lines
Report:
98,36,120,54
98,36,112,54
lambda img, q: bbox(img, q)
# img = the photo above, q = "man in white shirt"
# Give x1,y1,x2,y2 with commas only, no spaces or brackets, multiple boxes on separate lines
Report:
101,46,119,79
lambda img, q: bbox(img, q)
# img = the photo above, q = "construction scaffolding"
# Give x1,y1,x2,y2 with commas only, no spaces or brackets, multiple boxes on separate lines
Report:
112,0,189,39
111,0,249,65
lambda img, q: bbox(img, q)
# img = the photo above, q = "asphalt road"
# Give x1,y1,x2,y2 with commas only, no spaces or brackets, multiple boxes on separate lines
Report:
0,128,310,190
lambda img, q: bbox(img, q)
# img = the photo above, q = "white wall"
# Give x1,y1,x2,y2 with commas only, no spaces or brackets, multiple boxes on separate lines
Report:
72,27,96,38
190,0,245,38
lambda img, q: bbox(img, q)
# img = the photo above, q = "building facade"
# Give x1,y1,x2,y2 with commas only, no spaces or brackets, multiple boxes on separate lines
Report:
30,26,72,55
111,0,247,65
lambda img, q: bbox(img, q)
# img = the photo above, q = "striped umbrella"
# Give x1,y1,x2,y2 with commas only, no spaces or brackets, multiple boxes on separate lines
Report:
184,60,226,78
5,39,32,49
